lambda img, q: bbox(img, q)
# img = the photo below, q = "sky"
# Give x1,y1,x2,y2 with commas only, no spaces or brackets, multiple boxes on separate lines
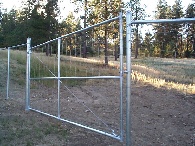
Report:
1,0,194,18
0,0,194,34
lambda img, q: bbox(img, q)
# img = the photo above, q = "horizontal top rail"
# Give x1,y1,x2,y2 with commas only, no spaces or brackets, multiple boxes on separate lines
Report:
8,43,27,49
131,18,195,24
30,76,121,80
31,16,120,49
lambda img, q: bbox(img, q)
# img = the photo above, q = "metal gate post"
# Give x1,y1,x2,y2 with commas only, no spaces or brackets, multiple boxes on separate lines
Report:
58,38,61,118
26,38,31,111
126,9,132,146
119,11,124,142
6,47,10,99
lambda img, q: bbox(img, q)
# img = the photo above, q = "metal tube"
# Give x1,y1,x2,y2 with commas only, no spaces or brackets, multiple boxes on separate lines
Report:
58,38,61,118
9,43,26,49
26,38,31,111
126,9,132,146
6,47,10,99
30,76,121,80
131,18,195,24
29,107,121,141
119,11,124,142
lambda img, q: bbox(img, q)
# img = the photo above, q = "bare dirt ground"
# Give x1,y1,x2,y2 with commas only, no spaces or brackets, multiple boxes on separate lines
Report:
0,80,194,146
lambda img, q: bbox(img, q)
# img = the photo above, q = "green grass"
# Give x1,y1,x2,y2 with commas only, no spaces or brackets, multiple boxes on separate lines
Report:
0,50,26,86
0,115,68,145
0,52,7,89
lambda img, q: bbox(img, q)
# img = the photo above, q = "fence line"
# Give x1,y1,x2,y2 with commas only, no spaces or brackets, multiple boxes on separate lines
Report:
3,9,195,146
6,43,27,99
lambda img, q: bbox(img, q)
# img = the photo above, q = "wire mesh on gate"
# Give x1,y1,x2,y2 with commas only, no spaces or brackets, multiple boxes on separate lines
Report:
27,13,124,141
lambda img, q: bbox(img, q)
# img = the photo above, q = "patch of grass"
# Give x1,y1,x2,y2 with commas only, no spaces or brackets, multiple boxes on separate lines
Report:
0,50,26,86
10,50,26,65
0,115,68,145
43,122,68,138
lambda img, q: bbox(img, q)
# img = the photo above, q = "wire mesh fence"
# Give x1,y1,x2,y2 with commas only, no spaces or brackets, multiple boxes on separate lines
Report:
0,44,26,99
27,14,124,140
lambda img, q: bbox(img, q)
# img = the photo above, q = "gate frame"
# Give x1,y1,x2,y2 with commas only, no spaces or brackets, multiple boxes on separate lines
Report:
25,12,124,141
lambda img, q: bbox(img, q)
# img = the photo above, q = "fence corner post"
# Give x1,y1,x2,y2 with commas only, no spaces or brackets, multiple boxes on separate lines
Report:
26,38,31,111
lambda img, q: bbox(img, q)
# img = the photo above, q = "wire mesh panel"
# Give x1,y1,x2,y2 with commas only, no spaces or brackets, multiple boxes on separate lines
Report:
27,14,124,141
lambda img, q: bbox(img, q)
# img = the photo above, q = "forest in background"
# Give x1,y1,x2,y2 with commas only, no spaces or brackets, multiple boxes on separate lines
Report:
0,0,194,59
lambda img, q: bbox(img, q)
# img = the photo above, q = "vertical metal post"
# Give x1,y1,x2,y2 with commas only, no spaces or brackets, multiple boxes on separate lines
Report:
26,38,31,111
119,11,124,142
6,47,10,99
126,9,132,146
58,38,61,118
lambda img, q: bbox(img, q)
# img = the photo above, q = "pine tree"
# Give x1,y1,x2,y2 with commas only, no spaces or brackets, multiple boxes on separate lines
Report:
44,0,60,40
1,9,19,46
125,0,146,58
87,0,123,64
166,0,184,58
185,3,195,57
142,32,154,56
154,0,170,57
59,12,81,56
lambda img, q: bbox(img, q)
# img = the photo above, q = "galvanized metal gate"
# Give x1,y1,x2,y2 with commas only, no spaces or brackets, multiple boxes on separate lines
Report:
24,9,195,146
26,12,124,141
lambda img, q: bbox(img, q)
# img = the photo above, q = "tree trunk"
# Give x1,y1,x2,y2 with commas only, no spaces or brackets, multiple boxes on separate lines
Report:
135,24,139,59
104,26,108,65
46,43,49,56
114,42,117,61
82,0,87,58
104,2,108,65
135,5,139,59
